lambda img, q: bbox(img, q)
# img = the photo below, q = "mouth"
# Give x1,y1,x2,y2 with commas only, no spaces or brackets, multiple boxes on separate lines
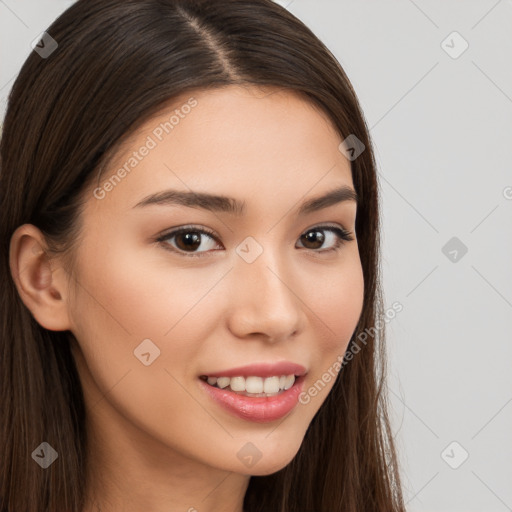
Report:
199,374,302,397
198,373,307,423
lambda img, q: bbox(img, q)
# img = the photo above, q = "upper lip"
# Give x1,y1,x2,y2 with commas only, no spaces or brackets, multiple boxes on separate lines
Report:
200,362,307,378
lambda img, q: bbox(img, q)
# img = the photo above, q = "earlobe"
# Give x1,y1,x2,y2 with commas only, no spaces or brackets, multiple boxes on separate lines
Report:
9,224,72,331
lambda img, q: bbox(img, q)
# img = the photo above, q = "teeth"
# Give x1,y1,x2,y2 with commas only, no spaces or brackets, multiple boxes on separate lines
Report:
283,374,295,390
263,376,280,394
216,377,230,389
246,376,264,394
230,376,245,392
203,374,296,394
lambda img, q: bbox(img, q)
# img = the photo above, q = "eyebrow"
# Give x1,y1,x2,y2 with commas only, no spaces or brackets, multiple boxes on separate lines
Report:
133,185,358,216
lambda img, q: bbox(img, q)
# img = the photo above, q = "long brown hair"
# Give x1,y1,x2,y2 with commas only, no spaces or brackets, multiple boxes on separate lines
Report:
0,1,405,510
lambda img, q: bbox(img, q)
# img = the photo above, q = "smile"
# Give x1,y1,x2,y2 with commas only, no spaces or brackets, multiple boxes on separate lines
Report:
199,374,296,397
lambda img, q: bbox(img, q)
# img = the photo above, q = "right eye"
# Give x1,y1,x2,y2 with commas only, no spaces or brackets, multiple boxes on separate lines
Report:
156,226,223,258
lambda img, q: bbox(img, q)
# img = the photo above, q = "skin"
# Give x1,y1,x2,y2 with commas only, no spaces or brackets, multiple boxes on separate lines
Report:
10,85,364,512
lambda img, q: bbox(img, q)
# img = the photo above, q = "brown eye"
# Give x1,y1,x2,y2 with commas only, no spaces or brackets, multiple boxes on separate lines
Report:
300,229,325,249
296,225,354,253
174,231,203,251
157,226,221,257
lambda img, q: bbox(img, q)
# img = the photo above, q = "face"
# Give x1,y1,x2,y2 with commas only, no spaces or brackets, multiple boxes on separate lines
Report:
57,85,364,478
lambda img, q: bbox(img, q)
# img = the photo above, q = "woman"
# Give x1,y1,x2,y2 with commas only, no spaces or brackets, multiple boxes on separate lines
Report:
0,0,406,510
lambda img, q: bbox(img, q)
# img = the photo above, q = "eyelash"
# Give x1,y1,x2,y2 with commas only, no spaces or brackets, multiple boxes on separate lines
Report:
155,224,354,259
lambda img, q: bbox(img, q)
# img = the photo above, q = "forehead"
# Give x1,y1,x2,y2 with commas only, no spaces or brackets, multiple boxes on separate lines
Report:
87,85,353,216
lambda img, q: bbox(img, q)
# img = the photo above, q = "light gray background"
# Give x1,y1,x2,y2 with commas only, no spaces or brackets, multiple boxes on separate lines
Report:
1,1,511,511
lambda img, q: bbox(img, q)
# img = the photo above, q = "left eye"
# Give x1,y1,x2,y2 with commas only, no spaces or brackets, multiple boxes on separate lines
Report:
156,224,354,258
297,225,354,251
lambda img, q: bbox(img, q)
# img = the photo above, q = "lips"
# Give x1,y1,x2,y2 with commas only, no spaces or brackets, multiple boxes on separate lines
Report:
199,374,306,422
198,361,308,422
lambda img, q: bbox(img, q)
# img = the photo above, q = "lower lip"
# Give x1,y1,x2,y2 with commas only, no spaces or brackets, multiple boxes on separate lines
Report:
199,376,306,423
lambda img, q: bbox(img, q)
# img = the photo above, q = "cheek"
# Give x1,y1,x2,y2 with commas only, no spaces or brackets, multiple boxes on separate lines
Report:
323,249,364,310
67,244,223,438
69,240,223,376
292,253,364,411
304,253,364,364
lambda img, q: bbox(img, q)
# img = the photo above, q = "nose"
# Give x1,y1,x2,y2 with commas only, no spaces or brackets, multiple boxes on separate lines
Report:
226,249,304,343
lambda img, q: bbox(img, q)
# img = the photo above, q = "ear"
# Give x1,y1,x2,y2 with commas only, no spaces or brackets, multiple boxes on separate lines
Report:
9,224,72,331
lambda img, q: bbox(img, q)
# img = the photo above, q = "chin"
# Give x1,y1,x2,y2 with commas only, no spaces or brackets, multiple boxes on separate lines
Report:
236,438,303,476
